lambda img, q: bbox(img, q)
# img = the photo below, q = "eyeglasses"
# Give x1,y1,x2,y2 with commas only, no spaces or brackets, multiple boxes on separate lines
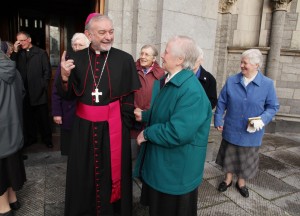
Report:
72,43,86,48
140,52,154,58
19,38,28,42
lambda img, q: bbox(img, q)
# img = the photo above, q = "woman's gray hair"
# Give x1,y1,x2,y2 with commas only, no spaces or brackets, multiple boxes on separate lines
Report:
141,44,158,57
196,45,204,61
71,33,90,47
168,35,199,70
241,49,263,68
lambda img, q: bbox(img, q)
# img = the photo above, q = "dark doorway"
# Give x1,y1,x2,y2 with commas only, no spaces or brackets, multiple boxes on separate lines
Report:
1,0,95,56
0,0,96,110
18,12,46,49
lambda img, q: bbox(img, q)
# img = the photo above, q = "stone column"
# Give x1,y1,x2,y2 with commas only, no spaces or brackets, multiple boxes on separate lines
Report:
266,0,292,84
214,0,238,92
218,0,238,13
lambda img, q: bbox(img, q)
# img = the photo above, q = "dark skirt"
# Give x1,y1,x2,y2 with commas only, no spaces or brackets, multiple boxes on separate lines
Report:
216,139,259,179
60,129,71,156
140,182,198,216
0,151,27,195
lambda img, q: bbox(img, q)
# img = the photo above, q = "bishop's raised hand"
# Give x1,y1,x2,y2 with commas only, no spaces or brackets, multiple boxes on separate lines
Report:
60,51,75,82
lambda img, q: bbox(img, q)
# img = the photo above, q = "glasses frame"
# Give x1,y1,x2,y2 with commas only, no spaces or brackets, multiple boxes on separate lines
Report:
19,38,29,42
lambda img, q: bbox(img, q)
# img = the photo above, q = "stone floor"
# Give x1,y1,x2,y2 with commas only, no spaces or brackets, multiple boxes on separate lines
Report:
13,127,300,216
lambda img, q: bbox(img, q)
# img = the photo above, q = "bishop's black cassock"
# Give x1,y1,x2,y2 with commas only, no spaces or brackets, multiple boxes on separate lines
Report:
56,46,141,216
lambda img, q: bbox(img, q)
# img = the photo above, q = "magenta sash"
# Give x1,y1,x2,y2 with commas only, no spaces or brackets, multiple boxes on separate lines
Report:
76,101,122,203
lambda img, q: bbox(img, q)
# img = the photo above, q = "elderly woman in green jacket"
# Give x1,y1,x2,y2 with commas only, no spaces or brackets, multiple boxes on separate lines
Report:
133,36,212,216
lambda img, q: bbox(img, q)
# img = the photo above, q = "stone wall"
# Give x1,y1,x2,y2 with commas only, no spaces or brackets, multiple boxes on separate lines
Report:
215,0,300,132
106,0,219,73
277,50,300,115
105,0,300,133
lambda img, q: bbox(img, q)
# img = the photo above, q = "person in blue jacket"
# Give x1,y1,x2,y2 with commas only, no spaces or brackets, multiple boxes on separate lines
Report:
133,35,212,216
214,49,280,198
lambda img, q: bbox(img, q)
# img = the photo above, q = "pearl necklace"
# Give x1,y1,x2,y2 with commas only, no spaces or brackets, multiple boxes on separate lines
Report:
88,48,110,103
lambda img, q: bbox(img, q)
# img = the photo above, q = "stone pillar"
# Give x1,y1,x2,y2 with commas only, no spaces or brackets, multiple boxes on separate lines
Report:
214,0,238,92
218,0,238,13
266,0,292,84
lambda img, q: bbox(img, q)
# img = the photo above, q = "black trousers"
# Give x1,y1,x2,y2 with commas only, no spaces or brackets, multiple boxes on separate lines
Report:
23,97,52,147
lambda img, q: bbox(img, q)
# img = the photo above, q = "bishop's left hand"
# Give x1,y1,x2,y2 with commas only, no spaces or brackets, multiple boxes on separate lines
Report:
134,108,143,122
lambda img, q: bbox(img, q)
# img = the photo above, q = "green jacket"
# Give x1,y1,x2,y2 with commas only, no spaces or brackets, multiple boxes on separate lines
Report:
133,69,212,195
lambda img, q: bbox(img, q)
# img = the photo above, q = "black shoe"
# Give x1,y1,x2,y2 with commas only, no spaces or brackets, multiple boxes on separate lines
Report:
0,210,14,216
22,155,28,160
235,182,249,198
25,138,37,147
30,139,38,145
10,201,21,210
218,181,232,192
46,143,53,148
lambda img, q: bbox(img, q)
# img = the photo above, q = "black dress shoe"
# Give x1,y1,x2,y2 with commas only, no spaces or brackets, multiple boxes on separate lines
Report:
22,154,28,160
235,182,249,198
46,143,53,148
10,201,21,210
0,210,14,216
218,181,232,192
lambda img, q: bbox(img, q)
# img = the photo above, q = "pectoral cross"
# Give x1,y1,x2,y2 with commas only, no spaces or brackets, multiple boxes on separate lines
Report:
92,88,102,103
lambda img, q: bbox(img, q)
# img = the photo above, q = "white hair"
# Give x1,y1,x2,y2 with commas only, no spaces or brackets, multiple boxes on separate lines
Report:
71,33,90,47
85,14,113,31
241,49,263,68
196,45,204,61
168,35,199,70
141,44,159,57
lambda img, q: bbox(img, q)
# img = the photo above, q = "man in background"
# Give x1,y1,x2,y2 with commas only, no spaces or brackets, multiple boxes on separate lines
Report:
193,46,217,109
10,31,53,149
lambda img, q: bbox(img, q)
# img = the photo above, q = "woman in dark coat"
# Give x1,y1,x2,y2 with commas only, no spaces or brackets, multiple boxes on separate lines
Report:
52,33,90,155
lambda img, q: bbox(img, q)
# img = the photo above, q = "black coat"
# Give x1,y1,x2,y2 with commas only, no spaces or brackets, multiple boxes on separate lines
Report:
10,45,51,106
197,66,217,109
